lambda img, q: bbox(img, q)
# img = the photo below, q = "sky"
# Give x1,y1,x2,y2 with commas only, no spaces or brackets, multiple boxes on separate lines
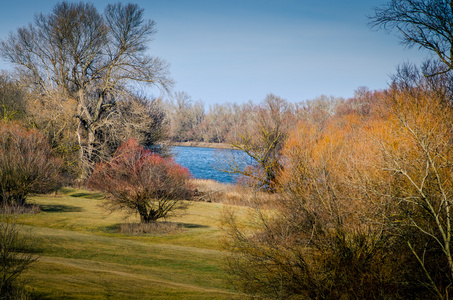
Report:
0,0,430,107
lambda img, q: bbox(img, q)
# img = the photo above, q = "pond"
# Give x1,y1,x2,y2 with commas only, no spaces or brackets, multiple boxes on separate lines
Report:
171,146,245,184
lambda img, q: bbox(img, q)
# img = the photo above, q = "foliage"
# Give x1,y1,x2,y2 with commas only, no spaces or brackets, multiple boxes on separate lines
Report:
224,77,453,299
0,74,26,122
224,111,400,299
0,121,63,206
25,93,81,179
89,138,192,223
362,83,453,299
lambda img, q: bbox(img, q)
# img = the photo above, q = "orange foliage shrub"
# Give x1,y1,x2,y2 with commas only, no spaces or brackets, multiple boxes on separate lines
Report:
225,84,453,298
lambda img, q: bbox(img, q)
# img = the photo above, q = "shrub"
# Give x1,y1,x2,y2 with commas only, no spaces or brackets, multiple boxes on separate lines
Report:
0,208,37,298
89,138,192,223
0,121,63,206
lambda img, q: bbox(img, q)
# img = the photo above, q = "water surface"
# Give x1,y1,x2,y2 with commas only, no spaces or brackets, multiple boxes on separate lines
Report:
172,146,241,184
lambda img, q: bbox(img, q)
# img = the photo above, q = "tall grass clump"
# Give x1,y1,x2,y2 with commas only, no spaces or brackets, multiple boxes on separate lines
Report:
0,208,37,299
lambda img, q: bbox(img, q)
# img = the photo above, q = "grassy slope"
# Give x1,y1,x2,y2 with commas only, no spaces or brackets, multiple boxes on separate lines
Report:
17,188,244,299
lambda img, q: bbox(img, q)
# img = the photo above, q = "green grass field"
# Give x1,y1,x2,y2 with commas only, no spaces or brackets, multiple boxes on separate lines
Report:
16,187,246,299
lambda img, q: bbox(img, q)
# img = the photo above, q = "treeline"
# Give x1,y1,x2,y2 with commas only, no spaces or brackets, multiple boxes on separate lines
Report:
163,90,351,144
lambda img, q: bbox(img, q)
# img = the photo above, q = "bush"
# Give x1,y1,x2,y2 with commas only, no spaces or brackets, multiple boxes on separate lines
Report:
89,138,192,223
224,82,453,299
0,121,63,206
0,208,37,298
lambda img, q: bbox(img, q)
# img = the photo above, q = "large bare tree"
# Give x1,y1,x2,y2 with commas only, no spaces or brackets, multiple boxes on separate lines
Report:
0,2,173,179
369,0,453,74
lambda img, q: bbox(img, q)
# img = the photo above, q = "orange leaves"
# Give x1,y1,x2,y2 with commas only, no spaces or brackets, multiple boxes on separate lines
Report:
279,113,364,198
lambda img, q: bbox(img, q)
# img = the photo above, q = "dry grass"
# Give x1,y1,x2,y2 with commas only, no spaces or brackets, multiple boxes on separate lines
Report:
117,221,184,235
170,141,234,149
0,204,40,215
190,179,247,204
190,179,278,208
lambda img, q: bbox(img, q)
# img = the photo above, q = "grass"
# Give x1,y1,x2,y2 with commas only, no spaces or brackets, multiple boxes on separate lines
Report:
15,186,249,299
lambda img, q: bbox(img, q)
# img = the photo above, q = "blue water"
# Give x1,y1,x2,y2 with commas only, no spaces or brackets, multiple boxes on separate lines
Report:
172,146,243,184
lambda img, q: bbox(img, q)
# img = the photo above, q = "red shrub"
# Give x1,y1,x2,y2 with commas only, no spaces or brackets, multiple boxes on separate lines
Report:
89,138,192,223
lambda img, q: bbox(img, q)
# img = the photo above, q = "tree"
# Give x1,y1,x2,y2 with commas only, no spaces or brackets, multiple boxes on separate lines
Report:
91,94,169,159
165,91,205,142
0,74,27,121
224,82,453,298
0,2,173,179
88,138,192,223
0,121,63,206
359,84,453,299
224,94,293,192
369,0,453,74
296,95,341,126
224,113,399,299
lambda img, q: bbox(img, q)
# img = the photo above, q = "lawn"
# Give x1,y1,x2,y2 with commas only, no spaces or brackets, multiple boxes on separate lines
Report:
16,187,246,299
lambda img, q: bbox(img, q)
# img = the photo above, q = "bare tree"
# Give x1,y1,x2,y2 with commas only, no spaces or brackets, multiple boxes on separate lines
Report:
369,0,453,74
362,85,453,299
165,91,205,142
223,94,293,192
0,2,173,179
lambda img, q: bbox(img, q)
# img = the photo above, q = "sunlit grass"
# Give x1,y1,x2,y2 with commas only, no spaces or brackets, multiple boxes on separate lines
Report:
17,187,248,299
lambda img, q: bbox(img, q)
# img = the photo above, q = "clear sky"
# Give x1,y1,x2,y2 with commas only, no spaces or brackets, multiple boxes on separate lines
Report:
0,0,429,106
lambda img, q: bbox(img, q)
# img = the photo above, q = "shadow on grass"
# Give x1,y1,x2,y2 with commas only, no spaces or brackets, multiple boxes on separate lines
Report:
179,223,209,229
100,222,209,235
30,291,77,300
69,192,105,200
58,188,105,200
39,204,83,213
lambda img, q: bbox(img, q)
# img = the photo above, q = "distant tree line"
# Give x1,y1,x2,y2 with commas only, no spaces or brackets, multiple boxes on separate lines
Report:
164,91,349,145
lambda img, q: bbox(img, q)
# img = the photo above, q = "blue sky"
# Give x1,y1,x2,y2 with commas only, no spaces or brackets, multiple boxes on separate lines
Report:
0,1,429,106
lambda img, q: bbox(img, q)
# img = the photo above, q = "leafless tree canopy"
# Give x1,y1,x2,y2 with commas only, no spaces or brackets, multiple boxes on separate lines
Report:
369,0,453,73
0,2,173,179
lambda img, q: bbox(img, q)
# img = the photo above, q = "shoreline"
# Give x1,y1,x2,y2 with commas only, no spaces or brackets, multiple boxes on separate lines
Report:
168,141,234,149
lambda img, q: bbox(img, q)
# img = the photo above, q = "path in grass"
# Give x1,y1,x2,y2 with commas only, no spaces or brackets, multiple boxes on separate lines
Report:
19,188,244,299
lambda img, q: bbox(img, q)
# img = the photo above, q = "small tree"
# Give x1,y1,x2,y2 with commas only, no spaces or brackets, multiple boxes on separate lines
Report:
89,139,192,223
0,121,63,206
224,94,293,192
